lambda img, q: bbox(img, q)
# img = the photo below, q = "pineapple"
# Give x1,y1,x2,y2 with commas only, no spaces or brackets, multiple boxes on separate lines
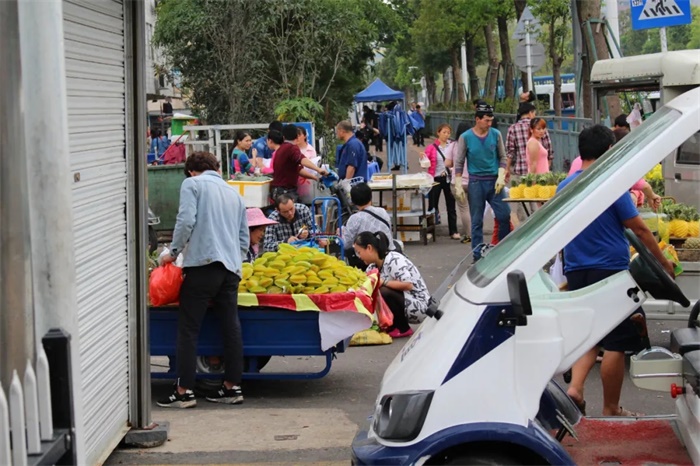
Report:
688,209,700,238
536,174,549,199
547,173,558,198
684,237,700,249
669,205,691,238
680,236,700,262
509,179,524,199
523,174,538,199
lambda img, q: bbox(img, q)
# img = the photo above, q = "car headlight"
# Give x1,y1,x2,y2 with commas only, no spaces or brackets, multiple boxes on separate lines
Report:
373,390,434,441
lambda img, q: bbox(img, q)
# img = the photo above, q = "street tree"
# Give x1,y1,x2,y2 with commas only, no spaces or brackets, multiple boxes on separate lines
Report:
574,0,619,119
494,0,517,100
531,0,571,116
514,0,531,92
154,0,398,127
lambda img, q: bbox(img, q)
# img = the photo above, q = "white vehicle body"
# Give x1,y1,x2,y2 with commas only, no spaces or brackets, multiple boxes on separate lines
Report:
351,88,700,465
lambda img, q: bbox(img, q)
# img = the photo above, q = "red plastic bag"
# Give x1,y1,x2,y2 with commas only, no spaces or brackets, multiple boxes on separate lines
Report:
376,294,394,330
149,263,183,306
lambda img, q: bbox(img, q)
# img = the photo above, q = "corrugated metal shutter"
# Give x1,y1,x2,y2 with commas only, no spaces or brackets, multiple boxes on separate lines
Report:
63,0,130,462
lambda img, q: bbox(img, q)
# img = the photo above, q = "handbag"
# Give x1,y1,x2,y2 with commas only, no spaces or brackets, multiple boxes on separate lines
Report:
434,143,452,183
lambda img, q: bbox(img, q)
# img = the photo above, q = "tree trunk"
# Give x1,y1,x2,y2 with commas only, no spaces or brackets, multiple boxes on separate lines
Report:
514,0,530,91
575,0,620,119
443,68,450,105
452,47,466,103
548,21,562,117
497,15,515,100
484,24,499,101
426,74,437,107
465,35,480,104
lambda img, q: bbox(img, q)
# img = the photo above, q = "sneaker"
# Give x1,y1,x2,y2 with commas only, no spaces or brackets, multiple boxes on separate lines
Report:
387,328,414,338
206,383,244,405
157,388,196,408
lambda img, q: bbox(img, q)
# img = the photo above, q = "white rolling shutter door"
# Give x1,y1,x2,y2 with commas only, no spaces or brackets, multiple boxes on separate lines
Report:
63,0,130,462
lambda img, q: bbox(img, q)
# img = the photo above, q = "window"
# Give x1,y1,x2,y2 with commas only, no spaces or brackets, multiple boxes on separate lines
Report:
468,107,680,287
676,131,700,166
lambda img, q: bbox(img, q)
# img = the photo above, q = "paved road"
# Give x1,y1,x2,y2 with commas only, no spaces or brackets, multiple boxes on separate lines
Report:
107,141,688,465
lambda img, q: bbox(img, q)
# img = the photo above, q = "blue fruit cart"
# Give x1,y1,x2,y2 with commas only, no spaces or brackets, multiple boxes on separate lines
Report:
150,306,355,380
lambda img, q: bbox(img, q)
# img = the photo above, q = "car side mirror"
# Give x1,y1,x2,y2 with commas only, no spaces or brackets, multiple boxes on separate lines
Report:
507,270,532,326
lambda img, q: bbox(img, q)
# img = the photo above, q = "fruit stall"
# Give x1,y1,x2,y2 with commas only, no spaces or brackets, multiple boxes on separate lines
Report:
149,245,377,380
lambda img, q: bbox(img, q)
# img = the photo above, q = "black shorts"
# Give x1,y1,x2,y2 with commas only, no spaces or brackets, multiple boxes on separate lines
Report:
566,268,647,353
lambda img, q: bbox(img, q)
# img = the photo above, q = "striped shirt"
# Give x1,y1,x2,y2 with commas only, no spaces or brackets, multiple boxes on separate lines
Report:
506,118,553,176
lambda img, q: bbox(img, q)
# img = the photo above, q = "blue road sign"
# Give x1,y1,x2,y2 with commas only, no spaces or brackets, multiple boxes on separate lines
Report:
630,0,692,31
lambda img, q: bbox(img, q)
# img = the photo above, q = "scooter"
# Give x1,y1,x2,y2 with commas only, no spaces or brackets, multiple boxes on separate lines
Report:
351,87,700,465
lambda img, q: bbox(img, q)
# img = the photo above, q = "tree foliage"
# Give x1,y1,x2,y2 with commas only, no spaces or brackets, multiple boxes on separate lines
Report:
153,0,399,127
619,6,700,56
531,0,570,115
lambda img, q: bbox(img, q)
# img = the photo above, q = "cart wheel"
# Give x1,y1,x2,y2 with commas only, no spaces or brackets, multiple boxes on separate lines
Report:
244,356,271,373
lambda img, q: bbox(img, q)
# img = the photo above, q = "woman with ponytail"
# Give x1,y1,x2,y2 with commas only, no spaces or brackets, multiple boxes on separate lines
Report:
353,232,430,338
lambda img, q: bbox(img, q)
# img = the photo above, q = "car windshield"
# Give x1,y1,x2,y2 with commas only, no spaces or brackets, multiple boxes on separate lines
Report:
468,106,679,287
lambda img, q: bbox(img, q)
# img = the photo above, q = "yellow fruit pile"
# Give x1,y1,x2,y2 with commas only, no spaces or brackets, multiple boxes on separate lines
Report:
240,244,367,295
509,173,566,200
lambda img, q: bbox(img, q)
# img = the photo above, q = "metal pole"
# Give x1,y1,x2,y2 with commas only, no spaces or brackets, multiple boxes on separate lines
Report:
125,0,152,429
660,27,668,53
17,0,85,458
605,0,621,58
0,0,35,393
571,0,584,119
525,20,534,96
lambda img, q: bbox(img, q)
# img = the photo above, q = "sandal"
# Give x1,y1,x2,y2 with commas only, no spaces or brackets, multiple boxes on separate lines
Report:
574,399,586,416
460,236,472,244
614,406,643,417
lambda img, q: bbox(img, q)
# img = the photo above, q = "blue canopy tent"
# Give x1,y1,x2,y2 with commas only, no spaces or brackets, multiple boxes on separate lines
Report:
354,78,405,103
353,79,410,173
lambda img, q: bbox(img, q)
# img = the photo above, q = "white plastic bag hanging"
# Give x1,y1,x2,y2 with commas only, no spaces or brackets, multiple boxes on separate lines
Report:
627,103,643,130
549,253,567,288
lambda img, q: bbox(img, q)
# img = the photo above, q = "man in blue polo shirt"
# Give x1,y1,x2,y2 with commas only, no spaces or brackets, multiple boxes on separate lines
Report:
252,120,284,159
559,124,675,417
336,120,368,182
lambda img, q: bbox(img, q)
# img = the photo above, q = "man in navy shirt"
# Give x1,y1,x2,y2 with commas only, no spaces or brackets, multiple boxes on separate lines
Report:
335,120,368,182
559,124,674,417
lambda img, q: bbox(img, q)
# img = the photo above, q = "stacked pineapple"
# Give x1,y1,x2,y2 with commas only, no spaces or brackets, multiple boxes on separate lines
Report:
240,244,366,295
664,203,700,239
510,173,564,200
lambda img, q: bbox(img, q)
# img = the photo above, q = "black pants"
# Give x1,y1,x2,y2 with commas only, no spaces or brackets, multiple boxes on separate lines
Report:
429,175,458,236
380,286,410,332
374,134,383,152
413,128,424,146
566,268,647,352
177,262,244,389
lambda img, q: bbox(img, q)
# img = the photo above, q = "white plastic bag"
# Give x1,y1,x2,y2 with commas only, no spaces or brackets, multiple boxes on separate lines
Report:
627,103,643,130
159,247,184,267
549,253,567,288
